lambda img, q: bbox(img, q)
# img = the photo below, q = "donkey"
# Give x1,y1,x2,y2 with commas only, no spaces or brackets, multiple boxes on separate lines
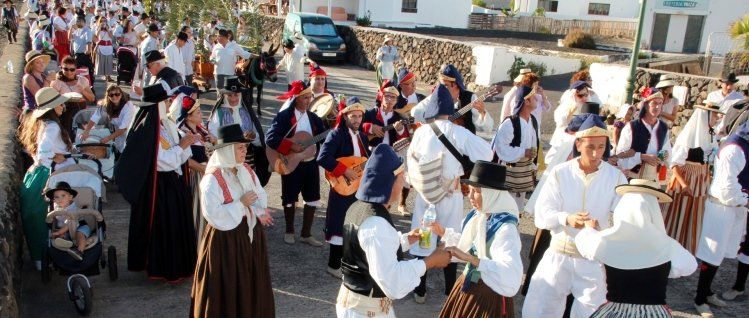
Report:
236,43,279,116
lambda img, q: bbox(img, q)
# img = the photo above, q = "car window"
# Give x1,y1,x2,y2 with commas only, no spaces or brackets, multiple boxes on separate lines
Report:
302,22,337,37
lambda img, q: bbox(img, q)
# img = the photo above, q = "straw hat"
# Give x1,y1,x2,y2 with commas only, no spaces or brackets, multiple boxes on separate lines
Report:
24,50,51,73
37,14,50,27
655,79,676,89
32,87,70,119
615,179,672,203
514,68,532,83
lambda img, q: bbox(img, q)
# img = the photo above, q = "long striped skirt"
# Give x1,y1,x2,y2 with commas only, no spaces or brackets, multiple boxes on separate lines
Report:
662,162,709,254
505,158,536,194
591,302,671,318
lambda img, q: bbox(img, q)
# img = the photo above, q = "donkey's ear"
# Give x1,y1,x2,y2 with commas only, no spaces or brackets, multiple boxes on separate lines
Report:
269,42,279,55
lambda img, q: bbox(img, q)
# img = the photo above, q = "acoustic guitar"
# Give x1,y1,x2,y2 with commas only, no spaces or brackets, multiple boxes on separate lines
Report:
325,156,368,196
367,117,416,141
450,83,503,128
266,129,331,175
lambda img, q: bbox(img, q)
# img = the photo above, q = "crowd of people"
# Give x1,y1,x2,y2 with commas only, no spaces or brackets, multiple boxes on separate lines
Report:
10,0,749,317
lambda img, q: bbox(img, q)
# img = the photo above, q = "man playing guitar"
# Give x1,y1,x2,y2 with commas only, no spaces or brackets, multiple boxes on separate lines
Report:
439,64,494,134
363,86,410,149
266,80,327,247
317,97,370,279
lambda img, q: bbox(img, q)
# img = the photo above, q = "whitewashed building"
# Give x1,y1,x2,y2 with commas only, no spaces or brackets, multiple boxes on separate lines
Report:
289,0,474,28
513,0,749,53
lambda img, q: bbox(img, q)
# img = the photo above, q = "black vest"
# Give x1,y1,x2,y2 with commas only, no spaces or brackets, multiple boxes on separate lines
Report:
493,115,540,164
341,201,403,298
629,119,668,154
605,262,670,305
458,90,476,134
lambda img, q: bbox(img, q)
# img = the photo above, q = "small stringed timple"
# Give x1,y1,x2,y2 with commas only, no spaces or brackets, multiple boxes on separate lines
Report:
450,83,503,127
367,117,416,141
266,129,331,175
325,156,368,196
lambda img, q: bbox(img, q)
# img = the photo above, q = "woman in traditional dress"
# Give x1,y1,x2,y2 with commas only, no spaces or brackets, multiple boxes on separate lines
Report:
172,93,216,243
375,37,399,87
576,179,697,317
30,15,52,53
663,104,723,254
18,87,75,270
119,19,138,48
657,76,679,127
190,124,274,318
80,84,137,155
431,161,522,318
93,17,115,82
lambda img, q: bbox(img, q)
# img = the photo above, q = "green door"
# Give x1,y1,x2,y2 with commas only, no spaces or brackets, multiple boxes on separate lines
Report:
682,15,705,53
651,13,670,52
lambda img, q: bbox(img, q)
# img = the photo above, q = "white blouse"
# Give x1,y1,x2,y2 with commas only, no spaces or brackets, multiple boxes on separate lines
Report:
156,126,192,173
709,144,748,207
89,101,137,152
36,121,74,169
492,115,537,163
200,168,268,231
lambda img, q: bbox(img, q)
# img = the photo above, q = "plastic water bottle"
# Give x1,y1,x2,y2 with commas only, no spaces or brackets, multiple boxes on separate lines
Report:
419,204,437,249
5,61,13,74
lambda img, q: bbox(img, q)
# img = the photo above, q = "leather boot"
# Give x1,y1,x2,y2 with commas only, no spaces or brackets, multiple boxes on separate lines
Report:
300,205,322,247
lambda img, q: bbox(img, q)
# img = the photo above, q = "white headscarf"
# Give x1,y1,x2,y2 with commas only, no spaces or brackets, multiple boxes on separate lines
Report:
221,93,244,125
457,188,518,259
205,144,262,241
674,108,714,152
592,193,676,269
156,81,181,145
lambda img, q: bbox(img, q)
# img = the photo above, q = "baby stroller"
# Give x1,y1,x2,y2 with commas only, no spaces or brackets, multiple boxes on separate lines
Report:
116,46,137,85
73,109,115,180
41,154,116,316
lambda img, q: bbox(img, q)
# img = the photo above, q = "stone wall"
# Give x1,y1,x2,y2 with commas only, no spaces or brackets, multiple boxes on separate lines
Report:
0,7,28,317
260,15,284,46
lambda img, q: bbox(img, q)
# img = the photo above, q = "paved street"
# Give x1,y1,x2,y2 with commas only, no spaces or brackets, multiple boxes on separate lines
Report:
19,56,745,317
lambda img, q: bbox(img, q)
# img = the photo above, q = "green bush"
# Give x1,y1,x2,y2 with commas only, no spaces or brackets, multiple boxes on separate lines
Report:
507,56,548,80
472,0,487,7
563,29,597,49
356,10,372,27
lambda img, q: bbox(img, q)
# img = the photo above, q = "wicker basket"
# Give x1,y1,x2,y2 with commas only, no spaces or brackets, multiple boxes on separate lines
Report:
76,143,110,159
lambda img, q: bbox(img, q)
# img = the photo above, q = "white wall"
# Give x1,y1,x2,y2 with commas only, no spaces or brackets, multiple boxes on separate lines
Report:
516,0,640,21
300,0,359,17
360,0,472,28
472,45,582,86
589,62,631,109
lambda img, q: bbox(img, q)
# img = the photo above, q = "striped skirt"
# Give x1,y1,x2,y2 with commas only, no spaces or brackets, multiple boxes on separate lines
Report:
439,275,515,318
505,158,535,193
662,162,709,254
591,302,671,318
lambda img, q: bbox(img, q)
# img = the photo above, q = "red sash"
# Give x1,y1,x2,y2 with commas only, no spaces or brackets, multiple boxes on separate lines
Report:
211,164,257,204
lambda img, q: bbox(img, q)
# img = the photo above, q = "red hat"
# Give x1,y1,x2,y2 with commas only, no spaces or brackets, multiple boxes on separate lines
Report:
376,79,396,106
276,80,312,100
309,64,327,78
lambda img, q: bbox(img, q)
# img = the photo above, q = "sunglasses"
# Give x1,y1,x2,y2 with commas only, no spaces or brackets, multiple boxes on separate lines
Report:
108,92,122,97
576,93,589,98
63,67,76,72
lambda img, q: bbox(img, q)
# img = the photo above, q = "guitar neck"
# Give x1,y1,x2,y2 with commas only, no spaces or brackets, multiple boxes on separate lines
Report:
448,87,496,121
382,118,413,133
301,129,331,147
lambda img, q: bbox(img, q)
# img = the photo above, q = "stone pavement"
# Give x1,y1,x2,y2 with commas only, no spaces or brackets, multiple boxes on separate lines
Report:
19,58,746,317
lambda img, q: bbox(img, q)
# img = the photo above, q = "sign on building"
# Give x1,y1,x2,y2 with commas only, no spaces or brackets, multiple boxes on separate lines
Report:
654,0,709,12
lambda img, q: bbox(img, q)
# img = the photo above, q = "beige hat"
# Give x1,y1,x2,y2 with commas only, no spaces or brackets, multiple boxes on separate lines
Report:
24,50,51,73
514,68,533,83
37,15,50,27
655,79,676,89
383,36,394,45
693,104,724,114
615,179,672,203
32,87,70,119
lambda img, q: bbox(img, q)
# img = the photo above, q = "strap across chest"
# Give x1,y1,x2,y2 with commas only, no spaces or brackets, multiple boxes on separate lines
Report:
211,163,258,204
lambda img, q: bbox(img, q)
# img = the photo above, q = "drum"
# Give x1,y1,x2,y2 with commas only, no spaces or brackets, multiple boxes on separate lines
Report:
310,93,337,126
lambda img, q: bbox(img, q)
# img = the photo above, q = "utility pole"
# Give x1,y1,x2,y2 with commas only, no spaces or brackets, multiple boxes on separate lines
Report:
626,0,648,104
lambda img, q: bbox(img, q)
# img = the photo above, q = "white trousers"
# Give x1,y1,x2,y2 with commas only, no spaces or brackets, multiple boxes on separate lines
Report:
522,251,607,318
696,200,747,266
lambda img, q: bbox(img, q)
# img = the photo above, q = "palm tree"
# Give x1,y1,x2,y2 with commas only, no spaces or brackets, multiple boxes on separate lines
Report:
729,13,749,64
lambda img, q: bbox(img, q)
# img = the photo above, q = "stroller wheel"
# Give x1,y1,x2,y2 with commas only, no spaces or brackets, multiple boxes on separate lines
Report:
68,275,93,316
108,246,118,281
41,249,51,284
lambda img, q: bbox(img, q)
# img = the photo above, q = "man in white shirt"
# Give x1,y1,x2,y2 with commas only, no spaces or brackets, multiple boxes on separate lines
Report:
180,26,196,85
139,23,161,83
491,85,539,211
407,85,493,303
210,28,253,88
278,37,312,90
708,72,744,114
164,31,188,81
523,115,627,318
133,13,150,39
615,91,672,181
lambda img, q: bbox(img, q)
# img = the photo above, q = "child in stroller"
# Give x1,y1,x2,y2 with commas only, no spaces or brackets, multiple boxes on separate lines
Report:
46,181,90,261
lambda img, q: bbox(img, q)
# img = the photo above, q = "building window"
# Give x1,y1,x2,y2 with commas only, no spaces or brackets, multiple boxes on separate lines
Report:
588,3,611,16
538,0,559,12
402,0,417,13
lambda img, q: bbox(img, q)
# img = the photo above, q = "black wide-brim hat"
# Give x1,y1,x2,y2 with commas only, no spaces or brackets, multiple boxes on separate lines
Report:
214,123,251,149
460,160,509,190
44,181,78,200
220,76,249,94
720,72,739,84
144,50,165,64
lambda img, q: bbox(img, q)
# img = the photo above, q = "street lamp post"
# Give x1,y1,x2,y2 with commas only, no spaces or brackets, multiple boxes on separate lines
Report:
626,0,648,104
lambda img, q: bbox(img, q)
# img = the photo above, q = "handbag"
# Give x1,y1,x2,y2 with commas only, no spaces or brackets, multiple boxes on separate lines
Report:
429,122,474,174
